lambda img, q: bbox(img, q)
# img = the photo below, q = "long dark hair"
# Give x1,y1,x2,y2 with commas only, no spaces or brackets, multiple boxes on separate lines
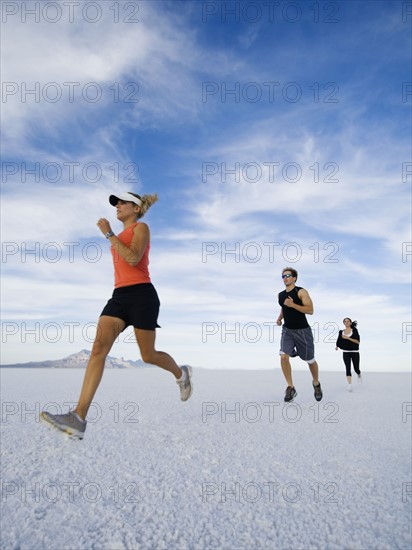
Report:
343,318,358,329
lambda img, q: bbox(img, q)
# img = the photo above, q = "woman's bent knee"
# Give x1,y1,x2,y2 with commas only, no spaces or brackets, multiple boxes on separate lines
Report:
141,351,156,364
91,340,111,358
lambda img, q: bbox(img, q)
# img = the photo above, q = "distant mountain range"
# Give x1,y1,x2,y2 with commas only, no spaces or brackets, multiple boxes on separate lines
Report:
0,349,148,369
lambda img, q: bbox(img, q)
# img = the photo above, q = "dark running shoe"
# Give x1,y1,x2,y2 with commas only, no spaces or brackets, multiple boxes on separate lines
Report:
40,410,87,439
284,386,297,402
313,382,323,402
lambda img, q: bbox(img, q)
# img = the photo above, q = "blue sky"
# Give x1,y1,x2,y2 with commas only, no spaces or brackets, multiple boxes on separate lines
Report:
1,0,411,371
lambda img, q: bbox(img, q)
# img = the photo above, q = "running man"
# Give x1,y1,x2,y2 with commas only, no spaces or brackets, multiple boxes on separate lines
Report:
276,267,323,402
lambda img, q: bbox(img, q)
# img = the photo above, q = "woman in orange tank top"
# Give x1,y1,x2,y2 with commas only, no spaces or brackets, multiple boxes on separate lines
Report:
40,191,193,439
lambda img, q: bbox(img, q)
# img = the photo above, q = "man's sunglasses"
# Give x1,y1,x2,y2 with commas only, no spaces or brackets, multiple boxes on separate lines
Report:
282,274,294,279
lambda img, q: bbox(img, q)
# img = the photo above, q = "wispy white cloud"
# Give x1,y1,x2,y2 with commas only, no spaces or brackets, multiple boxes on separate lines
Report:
1,1,410,370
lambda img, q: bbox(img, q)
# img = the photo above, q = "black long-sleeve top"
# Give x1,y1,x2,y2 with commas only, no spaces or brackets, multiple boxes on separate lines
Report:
336,328,360,351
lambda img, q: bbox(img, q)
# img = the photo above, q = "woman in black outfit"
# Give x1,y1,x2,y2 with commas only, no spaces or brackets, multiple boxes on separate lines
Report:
336,318,361,391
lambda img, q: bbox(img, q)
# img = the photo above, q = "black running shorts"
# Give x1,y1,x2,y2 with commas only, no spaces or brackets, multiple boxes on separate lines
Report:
100,283,160,331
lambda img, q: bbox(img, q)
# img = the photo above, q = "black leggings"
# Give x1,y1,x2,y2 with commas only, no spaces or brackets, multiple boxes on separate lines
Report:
343,353,361,377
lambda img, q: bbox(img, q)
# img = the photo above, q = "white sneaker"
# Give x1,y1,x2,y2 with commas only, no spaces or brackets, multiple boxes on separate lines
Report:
176,365,193,401
347,384,353,392
358,374,362,383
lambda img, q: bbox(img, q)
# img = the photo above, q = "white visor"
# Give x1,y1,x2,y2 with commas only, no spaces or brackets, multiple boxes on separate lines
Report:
109,192,142,206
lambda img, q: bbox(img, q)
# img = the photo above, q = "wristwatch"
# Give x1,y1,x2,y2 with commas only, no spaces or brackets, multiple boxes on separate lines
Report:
105,231,115,239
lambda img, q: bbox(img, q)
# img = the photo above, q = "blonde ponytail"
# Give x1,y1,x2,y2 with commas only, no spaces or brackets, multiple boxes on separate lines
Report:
128,192,158,219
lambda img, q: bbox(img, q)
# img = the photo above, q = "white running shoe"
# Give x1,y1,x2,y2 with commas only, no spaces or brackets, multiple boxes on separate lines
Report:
347,384,353,392
176,365,193,401
358,374,362,383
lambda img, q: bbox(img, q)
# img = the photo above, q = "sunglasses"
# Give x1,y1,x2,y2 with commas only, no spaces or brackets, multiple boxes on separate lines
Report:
282,274,294,279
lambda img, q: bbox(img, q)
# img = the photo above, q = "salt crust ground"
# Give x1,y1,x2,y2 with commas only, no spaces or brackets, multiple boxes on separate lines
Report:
1,368,411,550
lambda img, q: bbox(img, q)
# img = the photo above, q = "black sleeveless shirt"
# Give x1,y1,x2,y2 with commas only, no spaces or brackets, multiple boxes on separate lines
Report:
278,286,310,329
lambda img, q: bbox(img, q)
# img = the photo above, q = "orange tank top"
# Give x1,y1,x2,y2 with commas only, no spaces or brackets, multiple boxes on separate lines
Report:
111,222,151,288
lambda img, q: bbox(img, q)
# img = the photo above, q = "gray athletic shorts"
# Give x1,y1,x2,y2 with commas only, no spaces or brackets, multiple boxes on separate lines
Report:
280,326,316,364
